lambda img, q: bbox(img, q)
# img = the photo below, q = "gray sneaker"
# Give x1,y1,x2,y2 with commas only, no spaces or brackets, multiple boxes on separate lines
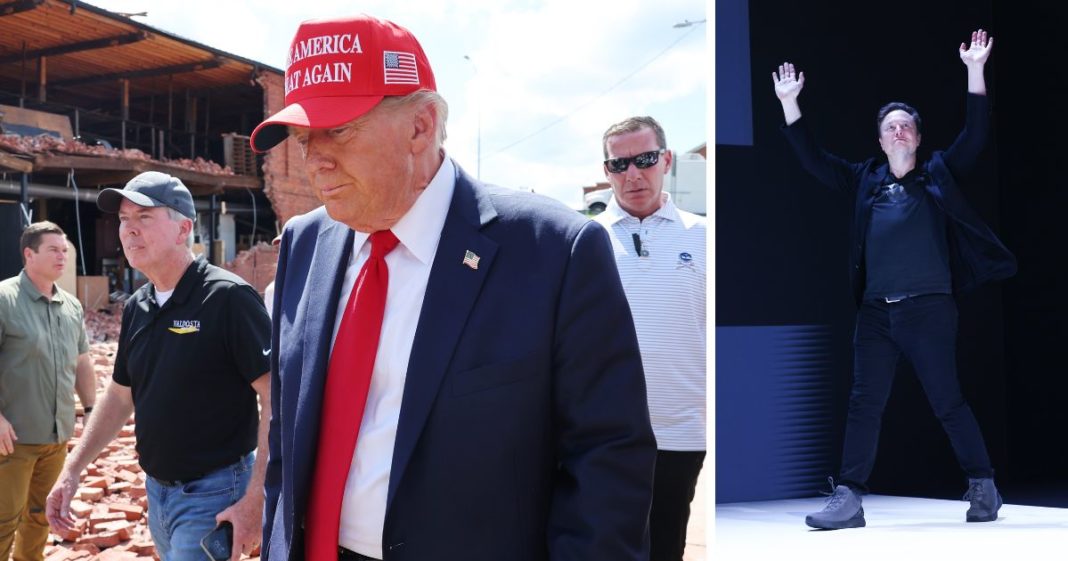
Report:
963,478,1003,522
805,478,865,530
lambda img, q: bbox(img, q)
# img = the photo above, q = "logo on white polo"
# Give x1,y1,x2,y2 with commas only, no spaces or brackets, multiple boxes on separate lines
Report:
676,252,696,271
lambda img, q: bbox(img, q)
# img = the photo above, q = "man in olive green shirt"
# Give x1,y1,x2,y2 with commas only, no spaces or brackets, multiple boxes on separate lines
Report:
0,221,96,561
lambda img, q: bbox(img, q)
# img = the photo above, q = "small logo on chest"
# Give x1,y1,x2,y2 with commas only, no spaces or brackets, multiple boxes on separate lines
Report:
168,320,201,334
676,252,696,270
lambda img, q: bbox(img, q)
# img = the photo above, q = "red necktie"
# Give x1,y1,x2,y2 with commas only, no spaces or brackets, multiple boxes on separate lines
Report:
305,230,400,561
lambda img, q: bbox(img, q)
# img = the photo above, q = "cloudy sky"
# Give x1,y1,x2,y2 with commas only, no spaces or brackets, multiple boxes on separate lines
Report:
85,0,707,208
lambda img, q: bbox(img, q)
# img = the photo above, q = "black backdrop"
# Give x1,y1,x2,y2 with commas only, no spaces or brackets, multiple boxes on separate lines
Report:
718,0,1068,504
0,202,23,280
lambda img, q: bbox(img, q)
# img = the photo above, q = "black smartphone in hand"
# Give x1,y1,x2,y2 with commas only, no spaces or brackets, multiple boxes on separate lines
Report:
200,521,233,561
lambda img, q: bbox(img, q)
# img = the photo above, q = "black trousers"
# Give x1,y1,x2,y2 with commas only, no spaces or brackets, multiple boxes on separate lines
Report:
338,546,380,561
838,294,994,492
650,450,705,561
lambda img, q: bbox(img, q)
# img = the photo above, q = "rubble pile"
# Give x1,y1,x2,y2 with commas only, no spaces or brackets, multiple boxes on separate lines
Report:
43,416,156,561
161,156,231,175
43,338,262,560
0,133,234,176
224,242,279,296
47,337,152,560
84,306,124,344
0,134,151,161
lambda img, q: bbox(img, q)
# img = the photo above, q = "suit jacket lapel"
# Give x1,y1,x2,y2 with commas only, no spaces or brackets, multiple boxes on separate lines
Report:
387,166,498,508
293,220,353,515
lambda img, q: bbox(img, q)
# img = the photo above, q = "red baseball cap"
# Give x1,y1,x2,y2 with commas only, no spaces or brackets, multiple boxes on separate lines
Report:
250,15,437,153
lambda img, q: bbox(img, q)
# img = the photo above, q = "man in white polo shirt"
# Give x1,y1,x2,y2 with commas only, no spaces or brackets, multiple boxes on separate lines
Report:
595,116,707,561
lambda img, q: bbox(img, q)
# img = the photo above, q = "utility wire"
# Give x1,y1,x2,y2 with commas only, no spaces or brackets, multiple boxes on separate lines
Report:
68,170,88,276
486,24,701,159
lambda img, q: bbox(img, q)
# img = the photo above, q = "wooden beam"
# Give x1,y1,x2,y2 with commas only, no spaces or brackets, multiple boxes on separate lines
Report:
51,59,223,88
65,170,140,186
33,153,137,172
0,0,44,17
0,151,33,173
30,154,261,192
0,33,148,64
132,160,262,192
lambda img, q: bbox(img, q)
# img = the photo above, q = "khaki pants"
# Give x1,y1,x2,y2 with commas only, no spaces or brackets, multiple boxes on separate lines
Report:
0,443,67,561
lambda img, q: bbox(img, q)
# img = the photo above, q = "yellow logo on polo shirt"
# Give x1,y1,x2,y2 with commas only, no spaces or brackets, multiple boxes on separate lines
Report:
168,320,201,334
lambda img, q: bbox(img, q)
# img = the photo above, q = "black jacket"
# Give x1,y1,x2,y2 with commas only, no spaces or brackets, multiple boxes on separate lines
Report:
781,94,1016,304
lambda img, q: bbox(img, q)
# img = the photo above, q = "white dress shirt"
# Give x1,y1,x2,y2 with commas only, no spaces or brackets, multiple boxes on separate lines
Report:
330,155,456,558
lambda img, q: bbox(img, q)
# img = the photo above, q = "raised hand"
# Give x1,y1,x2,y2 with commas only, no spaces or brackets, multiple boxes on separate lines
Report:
959,29,993,67
773,62,805,101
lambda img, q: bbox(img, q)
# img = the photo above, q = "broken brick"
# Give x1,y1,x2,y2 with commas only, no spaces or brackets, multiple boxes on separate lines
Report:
71,543,101,556
68,500,93,518
88,511,126,528
53,518,86,542
108,481,133,494
127,540,155,556
115,470,139,484
76,487,104,502
94,520,132,540
107,503,144,521
80,530,123,548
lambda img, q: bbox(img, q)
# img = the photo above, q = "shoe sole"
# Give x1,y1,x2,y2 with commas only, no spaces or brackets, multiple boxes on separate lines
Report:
805,508,866,530
966,495,1003,523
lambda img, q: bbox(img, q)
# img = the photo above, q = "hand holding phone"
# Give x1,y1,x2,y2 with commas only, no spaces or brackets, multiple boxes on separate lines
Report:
200,521,233,561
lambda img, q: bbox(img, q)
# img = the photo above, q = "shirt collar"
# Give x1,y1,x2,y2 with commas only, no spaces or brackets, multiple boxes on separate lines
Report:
351,152,456,264
879,162,928,186
18,269,58,302
150,257,202,308
601,191,679,225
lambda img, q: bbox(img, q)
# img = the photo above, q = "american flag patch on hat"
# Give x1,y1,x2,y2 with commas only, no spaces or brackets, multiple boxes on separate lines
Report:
383,51,419,85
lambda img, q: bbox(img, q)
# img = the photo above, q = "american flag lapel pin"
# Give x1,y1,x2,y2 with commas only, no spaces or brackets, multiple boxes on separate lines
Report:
462,250,480,270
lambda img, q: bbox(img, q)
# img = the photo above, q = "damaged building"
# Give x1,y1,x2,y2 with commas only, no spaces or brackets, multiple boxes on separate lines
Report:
0,0,319,305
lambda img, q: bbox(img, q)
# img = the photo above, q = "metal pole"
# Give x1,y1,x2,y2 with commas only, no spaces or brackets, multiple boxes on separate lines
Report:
19,41,26,105
204,94,211,158
463,55,481,180
19,173,29,228
208,194,217,264
36,56,46,102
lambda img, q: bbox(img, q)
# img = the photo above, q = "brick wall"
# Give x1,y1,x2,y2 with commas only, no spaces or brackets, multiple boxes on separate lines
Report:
256,71,320,227
223,242,279,296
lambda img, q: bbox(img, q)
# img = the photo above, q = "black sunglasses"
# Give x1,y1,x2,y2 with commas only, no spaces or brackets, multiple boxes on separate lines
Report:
604,149,665,174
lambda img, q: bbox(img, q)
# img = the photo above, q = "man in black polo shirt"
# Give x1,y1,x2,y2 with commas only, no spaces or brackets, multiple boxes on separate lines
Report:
45,172,271,560
771,29,1015,529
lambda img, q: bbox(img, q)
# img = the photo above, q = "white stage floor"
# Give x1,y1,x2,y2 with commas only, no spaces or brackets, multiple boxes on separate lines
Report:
716,494,1068,560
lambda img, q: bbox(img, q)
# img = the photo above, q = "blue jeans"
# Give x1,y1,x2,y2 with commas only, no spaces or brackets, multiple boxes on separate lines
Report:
146,453,254,561
838,294,993,492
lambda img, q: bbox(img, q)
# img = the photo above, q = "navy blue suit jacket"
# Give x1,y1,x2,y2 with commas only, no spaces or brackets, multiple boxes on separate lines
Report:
263,163,656,561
